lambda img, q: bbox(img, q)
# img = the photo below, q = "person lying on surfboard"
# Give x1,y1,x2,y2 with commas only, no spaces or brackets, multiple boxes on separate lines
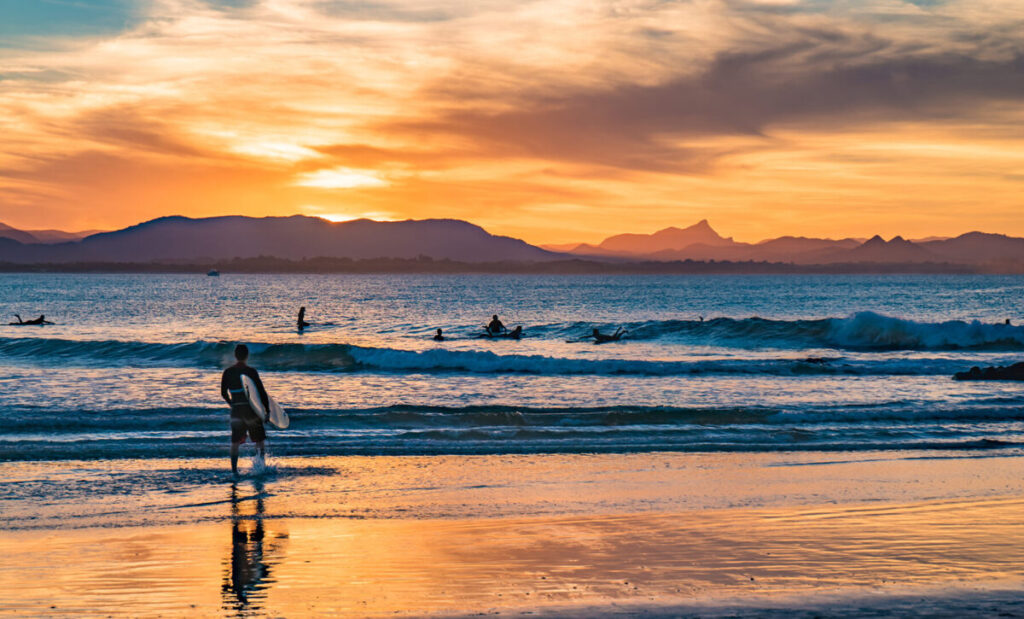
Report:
9,314,53,325
220,344,269,476
592,327,625,343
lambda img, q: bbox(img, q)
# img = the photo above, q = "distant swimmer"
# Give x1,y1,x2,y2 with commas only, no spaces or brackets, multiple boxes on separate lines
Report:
486,314,506,335
509,325,523,340
9,314,53,326
297,306,311,330
592,327,625,343
433,328,445,341
220,344,269,476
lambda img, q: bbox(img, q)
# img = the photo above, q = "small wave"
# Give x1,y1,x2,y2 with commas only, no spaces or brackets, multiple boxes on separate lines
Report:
3,403,1023,435
0,335,983,376
3,403,1022,461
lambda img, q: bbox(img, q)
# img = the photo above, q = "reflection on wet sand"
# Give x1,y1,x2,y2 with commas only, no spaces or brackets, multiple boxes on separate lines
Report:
222,479,284,613
2,452,1024,616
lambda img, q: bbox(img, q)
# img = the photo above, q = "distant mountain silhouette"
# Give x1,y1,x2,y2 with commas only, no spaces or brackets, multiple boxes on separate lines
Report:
752,236,863,260
560,221,1024,265
3,215,1024,268
598,220,735,254
807,235,938,263
0,222,100,244
28,228,104,243
0,215,558,263
919,232,1024,264
0,223,39,245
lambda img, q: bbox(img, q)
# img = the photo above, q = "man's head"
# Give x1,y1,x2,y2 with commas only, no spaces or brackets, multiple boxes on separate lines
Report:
234,344,249,361
492,315,498,320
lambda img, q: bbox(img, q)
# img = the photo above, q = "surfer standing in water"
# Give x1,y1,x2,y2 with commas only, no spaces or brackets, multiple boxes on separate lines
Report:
220,344,269,476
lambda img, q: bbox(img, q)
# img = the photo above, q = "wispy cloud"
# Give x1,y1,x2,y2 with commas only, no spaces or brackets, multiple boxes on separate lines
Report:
0,0,1023,242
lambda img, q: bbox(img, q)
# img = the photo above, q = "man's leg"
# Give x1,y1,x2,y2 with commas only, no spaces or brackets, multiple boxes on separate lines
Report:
253,441,266,468
230,442,240,475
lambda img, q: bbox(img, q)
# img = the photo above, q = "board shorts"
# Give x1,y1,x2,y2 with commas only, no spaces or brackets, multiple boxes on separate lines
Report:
231,409,267,444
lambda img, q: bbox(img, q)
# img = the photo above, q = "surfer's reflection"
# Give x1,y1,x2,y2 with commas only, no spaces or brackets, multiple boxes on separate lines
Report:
222,479,278,613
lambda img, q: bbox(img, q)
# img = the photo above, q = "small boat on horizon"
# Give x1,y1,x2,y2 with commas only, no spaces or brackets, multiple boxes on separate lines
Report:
207,269,220,277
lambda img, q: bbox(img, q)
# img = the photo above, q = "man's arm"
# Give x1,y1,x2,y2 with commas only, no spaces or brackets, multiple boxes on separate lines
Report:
220,369,232,405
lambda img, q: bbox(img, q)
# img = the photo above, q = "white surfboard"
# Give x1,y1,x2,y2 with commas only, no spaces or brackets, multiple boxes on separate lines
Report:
241,374,290,429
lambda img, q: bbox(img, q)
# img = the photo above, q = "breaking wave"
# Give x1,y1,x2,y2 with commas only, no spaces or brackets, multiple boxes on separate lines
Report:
579,311,1024,350
1,312,1020,377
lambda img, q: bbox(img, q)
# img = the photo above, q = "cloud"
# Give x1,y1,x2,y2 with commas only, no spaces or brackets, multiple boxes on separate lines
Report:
1,0,1024,241
294,167,390,188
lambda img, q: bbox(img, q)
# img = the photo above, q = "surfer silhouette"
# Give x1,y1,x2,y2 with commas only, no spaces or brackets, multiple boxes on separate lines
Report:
592,327,625,343
433,328,445,341
486,314,506,335
297,306,310,330
220,344,269,475
10,314,52,325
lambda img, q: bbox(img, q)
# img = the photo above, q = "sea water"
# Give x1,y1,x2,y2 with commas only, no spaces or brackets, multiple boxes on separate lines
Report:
1,273,1023,462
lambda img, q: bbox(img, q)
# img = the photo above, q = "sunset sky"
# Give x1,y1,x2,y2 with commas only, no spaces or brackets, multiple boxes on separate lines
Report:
1,0,1023,244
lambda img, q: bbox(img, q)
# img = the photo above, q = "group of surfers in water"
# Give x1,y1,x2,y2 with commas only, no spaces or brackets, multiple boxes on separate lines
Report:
297,307,623,343
432,314,626,343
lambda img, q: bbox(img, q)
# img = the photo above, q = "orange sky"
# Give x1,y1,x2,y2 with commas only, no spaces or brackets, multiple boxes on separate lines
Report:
1,0,1023,245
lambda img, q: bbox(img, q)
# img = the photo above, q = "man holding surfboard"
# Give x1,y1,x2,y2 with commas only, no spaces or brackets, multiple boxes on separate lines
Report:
220,344,269,475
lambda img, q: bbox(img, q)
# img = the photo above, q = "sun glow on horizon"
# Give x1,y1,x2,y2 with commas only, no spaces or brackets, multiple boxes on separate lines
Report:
302,206,398,223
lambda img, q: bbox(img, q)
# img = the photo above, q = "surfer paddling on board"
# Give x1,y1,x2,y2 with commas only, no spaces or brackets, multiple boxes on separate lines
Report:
10,314,53,325
592,327,625,343
221,344,269,476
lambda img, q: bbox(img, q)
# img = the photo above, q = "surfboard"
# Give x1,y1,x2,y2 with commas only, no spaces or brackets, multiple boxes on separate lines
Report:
241,374,290,429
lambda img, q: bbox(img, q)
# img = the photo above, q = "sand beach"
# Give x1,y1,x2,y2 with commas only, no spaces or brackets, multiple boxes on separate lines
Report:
4,450,1024,616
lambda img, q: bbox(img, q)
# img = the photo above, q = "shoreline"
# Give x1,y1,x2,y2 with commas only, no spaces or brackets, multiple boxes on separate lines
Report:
3,450,1024,616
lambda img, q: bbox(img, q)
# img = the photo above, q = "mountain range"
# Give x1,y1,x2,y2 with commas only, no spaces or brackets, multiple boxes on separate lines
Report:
543,220,1023,265
0,216,1021,267
0,222,101,245
0,216,556,263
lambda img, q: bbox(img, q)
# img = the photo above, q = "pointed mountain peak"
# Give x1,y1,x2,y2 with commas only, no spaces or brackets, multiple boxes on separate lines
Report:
598,219,733,253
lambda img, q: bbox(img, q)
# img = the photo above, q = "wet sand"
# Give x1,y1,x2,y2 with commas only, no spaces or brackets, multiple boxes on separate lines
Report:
3,451,1024,616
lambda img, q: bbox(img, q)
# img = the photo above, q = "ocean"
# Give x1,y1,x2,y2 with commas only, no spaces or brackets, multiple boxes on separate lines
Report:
2,273,1023,462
